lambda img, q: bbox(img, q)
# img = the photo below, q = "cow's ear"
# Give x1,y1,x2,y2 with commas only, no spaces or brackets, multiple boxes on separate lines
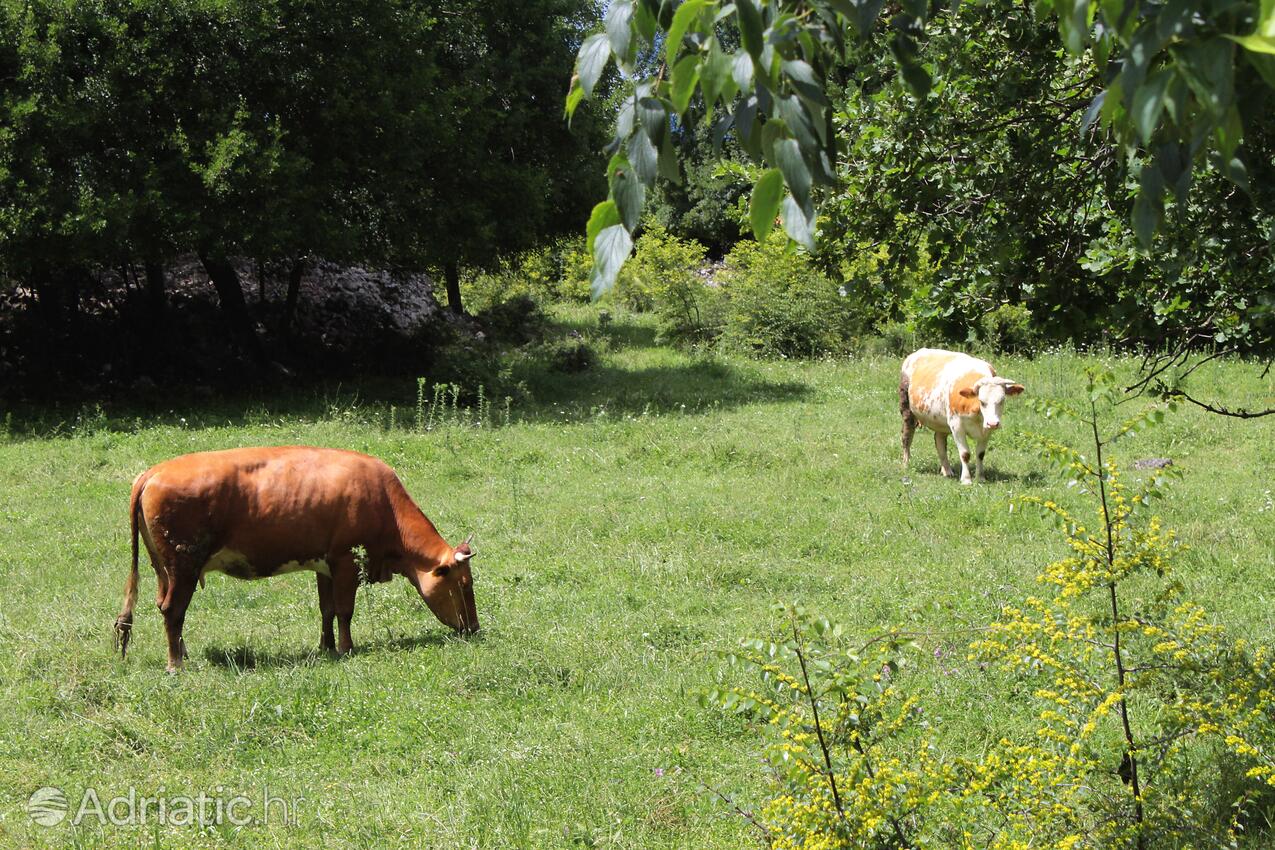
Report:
1006,383,1025,396
958,387,978,398
432,564,452,577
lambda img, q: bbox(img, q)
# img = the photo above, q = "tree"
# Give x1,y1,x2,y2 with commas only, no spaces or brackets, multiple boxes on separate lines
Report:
0,0,606,373
568,0,1275,295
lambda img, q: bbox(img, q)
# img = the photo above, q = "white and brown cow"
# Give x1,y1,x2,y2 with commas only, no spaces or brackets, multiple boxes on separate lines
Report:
900,348,1024,484
115,446,478,671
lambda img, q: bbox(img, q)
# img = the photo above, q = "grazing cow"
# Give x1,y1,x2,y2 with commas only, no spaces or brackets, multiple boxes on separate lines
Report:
115,447,478,670
900,348,1024,484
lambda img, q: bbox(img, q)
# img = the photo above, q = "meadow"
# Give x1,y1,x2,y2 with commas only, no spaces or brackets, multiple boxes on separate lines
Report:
1,307,1272,849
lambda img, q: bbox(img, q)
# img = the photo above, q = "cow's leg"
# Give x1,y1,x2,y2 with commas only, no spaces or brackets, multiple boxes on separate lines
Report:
316,573,337,653
975,433,991,482
900,378,917,466
951,424,974,485
934,431,954,477
160,575,197,672
330,554,358,656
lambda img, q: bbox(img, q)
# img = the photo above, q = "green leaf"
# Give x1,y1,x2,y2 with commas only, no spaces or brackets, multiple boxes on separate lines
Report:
658,130,683,184
670,54,701,115
628,128,659,186
774,138,812,208
1132,68,1172,144
736,0,765,63
782,194,816,250
636,97,667,144
1227,0,1275,53
1057,0,1089,55
1177,38,1235,116
576,33,612,99
565,81,586,120
732,51,754,91
591,224,634,299
605,0,634,64
1132,189,1159,248
1216,105,1243,161
666,0,711,64
634,0,658,42
700,39,736,110
781,59,829,106
608,154,644,231
749,168,785,242
847,0,887,38
586,200,622,258
775,94,819,149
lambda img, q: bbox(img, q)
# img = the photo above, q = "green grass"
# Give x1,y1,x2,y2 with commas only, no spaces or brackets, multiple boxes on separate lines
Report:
1,307,1273,848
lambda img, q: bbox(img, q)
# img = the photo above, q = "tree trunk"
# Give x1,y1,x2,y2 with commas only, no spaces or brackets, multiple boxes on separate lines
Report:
200,254,268,365
255,257,266,303
284,257,306,337
444,260,463,316
144,262,167,321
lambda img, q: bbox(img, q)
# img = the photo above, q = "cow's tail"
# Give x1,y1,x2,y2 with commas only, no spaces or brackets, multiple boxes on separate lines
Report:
115,470,149,659
900,369,918,464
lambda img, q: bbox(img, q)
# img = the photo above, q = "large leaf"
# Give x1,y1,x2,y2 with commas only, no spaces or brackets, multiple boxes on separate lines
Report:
781,59,830,106
591,224,634,299
774,138,812,208
1132,68,1172,144
670,54,702,115
736,0,765,63
608,154,644,231
666,0,712,64
605,0,634,65
781,194,816,250
627,128,659,186
1228,0,1275,54
576,33,612,99
637,97,667,142
701,39,737,110
586,200,622,258
750,168,785,242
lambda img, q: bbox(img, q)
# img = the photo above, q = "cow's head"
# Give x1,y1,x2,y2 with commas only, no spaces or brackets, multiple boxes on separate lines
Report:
414,535,479,635
959,377,1024,430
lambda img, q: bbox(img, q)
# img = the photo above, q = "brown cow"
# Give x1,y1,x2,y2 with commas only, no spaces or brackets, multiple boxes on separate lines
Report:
115,446,478,670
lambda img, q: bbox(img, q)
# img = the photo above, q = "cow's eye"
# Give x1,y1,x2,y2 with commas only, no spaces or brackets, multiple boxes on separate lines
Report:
433,565,451,578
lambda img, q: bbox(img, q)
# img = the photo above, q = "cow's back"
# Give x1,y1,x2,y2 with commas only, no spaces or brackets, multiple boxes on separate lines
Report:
138,447,400,567
902,348,994,423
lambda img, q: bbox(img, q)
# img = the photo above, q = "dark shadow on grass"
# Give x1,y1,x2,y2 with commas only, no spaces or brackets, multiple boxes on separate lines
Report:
201,629,470,670
3,313,812,436
514,358,812,421
547,313,658,351
904,466,1048,486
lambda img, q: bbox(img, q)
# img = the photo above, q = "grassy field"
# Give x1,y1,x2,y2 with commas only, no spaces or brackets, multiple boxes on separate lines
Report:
1,306,1273,848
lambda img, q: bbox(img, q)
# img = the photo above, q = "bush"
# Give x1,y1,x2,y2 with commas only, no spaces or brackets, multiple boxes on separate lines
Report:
705,377,1275,848
619,221,724,345
462,238,593,312
475,294,549,347
539,333,599,373
718,232,860,358
976,303,1042,354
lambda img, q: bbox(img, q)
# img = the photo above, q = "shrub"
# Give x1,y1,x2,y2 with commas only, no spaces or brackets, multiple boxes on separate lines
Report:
462,237,593,312
540,333,598,373
719,232,860,358
620,222,725,346
475,293,548,347
976,303,1042,354
705,373,1275,848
